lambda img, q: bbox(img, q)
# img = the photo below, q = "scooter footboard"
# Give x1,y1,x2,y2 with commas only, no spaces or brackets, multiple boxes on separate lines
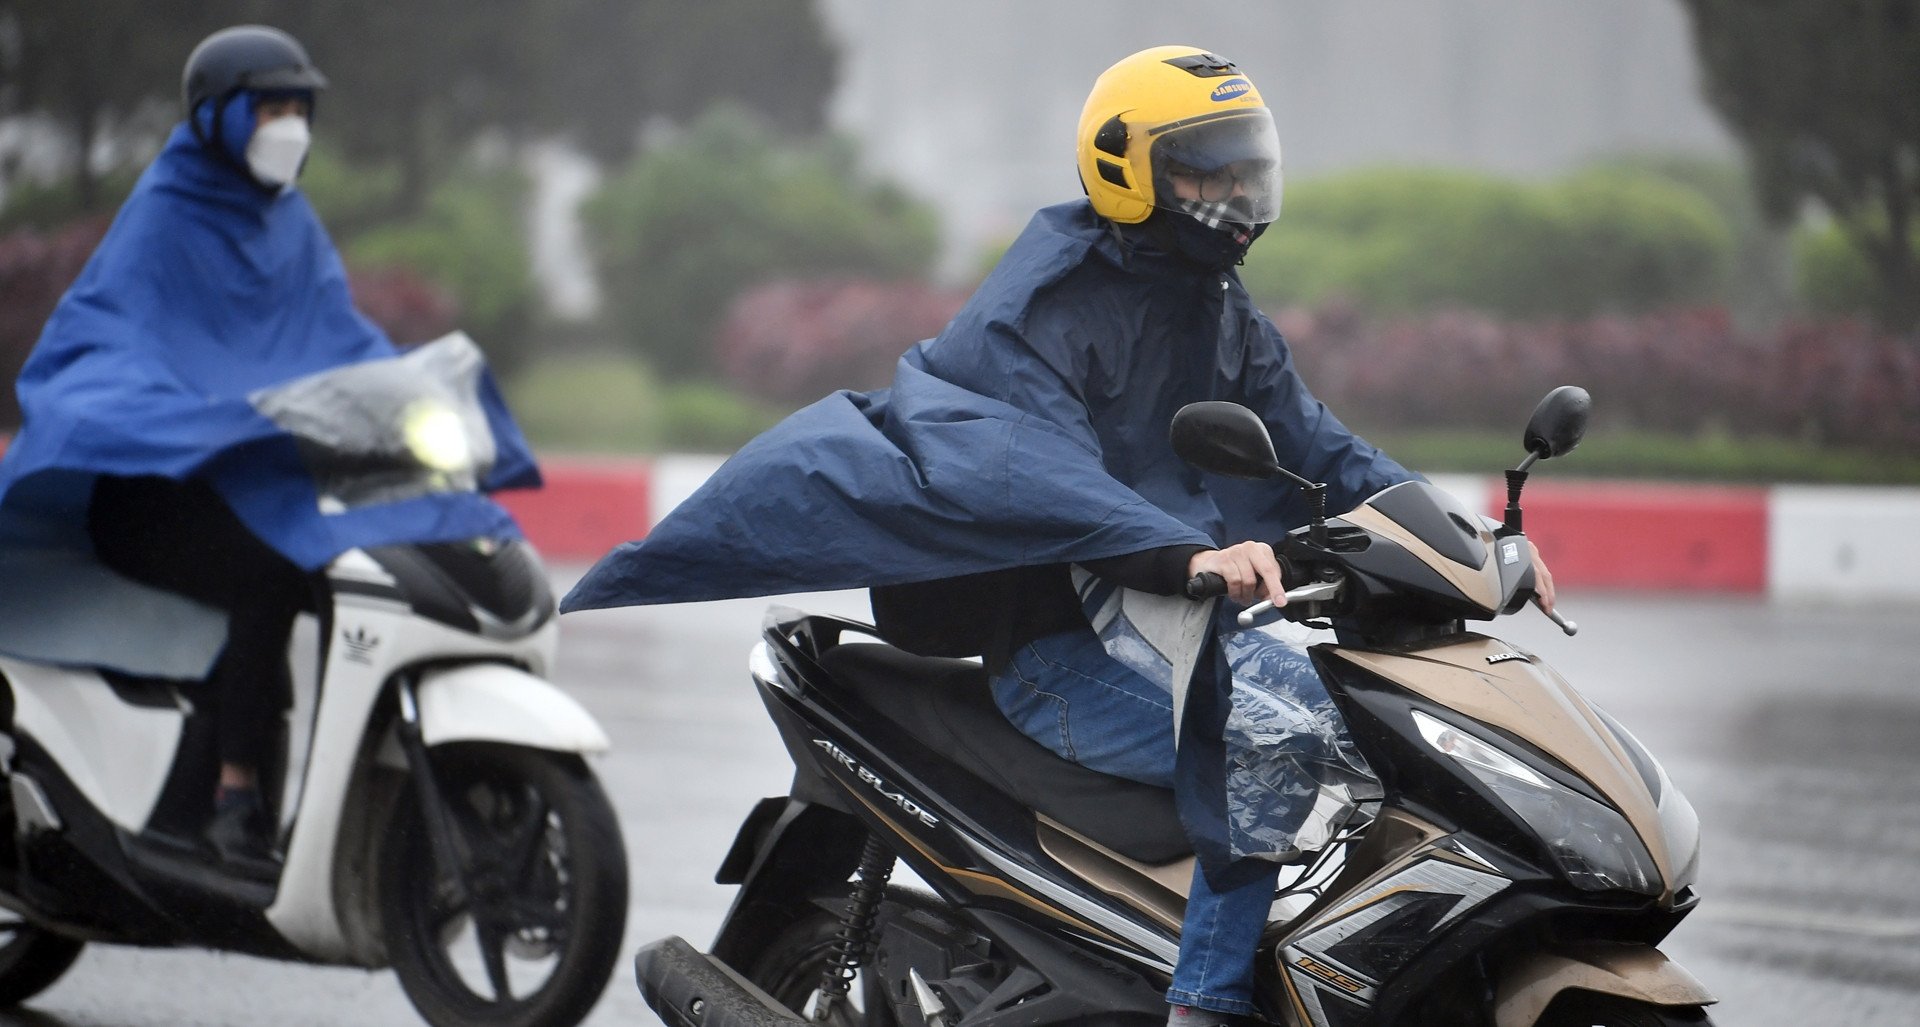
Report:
636,935,807,1027
1493,943,1715,1026
413,663,609,753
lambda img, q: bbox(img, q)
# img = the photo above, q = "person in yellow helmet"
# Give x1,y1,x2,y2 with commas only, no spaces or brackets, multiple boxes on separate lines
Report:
567,43,1555,1026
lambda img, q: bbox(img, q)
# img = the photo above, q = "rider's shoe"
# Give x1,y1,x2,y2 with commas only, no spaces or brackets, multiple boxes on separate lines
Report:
205,788,281,879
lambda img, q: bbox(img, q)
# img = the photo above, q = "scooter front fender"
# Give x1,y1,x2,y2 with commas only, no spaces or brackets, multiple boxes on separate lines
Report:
413,663,610,753
1493,943,1715,1026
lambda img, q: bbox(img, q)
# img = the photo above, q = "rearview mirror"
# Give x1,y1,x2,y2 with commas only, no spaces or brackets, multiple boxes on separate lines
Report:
1171,401,1280,480
1523,386,1591,462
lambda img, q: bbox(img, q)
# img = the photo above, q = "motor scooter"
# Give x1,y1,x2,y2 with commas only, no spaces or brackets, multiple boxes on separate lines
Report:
0,336,627,1027
631,386,1713,1027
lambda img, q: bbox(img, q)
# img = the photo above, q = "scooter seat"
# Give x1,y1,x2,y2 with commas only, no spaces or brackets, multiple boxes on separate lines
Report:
817,642,1190,864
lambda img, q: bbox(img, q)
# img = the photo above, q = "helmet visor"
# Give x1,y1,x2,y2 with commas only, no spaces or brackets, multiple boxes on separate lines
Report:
1149,110,1283,224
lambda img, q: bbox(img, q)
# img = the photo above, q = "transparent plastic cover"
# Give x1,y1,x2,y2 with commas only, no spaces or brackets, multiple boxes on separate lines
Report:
249,332,498,510
1079,570,1379,862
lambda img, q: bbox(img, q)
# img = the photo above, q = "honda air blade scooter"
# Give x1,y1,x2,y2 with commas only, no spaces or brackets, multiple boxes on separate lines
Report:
0,335,628,1027
634,386,1713,1027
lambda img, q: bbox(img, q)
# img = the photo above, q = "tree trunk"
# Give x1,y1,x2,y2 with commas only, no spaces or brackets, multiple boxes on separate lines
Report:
1873,160,1918,333
74,103,99,212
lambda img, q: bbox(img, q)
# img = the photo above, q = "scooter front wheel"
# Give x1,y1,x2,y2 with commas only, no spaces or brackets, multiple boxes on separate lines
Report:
0,913,83,1007
379,742,628,1027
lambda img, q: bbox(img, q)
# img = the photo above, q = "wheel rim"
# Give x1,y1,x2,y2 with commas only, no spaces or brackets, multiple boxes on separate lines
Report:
406,764,576,1009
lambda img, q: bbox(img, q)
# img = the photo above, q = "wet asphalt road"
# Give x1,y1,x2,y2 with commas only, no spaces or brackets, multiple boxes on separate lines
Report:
7,580,1919,1026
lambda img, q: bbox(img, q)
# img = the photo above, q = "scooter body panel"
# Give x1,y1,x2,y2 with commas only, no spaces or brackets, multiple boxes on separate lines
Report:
266,570,567,962
414,656,607,752
1493,943,1716,1027
1325,637,1681,894
0,656,181,832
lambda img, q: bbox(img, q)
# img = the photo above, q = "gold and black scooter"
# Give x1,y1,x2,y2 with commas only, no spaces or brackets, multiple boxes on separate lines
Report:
634,387,1714,1027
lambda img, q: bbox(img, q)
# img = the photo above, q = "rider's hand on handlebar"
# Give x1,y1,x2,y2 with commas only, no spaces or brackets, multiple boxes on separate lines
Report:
1188,542,1287,608
1531,544,1557,614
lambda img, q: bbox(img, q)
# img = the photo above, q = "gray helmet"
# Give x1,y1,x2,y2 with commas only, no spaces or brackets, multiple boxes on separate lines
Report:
181,25,328,114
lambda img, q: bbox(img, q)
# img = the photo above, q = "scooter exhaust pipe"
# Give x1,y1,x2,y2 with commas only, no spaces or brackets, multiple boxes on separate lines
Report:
635,936,809,1027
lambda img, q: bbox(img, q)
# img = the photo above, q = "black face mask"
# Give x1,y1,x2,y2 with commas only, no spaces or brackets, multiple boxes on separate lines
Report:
1138,210,1269,271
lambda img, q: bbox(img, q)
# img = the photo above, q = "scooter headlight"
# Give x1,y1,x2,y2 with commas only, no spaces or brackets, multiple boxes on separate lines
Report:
1413,710,1660,896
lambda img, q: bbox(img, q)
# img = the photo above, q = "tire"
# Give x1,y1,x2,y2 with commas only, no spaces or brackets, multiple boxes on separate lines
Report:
0,912,83,1007
738,889,931,1027
379,743,628,1027
1535,991,1716,1027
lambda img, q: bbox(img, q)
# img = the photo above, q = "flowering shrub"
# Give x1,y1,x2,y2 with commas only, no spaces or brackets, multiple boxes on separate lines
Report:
1278,304,1920,453
346,266,460,346
717,279,967,403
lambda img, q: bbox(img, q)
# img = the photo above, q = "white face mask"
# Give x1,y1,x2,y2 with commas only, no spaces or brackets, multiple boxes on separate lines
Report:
246,114,311,188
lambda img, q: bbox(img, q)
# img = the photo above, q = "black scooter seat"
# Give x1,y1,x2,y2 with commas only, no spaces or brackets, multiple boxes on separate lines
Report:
816,643,1190,864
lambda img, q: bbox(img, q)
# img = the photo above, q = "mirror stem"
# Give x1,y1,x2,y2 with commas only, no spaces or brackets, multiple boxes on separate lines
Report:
1306,482,1329,547
1503,468,1528,531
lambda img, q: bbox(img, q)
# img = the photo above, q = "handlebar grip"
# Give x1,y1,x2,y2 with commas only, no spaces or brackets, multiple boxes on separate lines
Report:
1185,572,1228,600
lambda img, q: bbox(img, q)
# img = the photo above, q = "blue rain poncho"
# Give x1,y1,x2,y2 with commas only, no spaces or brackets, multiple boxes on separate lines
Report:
564,200,1413,870
0,120,537,676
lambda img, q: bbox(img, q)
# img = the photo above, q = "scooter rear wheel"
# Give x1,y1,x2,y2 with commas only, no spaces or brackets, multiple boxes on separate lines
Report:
0,914,83,1007
738,888,939,1027
379,742,628,1027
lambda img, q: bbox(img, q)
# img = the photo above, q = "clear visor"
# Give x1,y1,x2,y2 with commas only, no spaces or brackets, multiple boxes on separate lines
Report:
1149,110,1283,225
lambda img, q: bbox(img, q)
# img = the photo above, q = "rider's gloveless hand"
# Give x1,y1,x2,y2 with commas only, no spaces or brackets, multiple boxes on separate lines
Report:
1530,543,1557,614
1188,541,1287,607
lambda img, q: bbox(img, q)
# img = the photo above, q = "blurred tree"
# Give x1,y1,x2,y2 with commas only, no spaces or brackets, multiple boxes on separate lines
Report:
586,105,939,378
0,0,839,219
0,0,230,209
528,0,838,163
1680,0,1920,330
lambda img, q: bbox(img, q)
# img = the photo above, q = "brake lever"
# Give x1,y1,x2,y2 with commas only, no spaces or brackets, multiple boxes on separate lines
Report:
1236,579,1343,627
1532,595,1578,636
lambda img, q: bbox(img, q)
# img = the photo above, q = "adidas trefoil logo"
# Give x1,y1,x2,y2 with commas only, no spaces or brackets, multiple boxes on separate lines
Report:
342,626,380,664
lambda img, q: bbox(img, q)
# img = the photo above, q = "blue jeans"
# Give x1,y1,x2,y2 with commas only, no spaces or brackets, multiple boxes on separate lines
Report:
991,626,1282,1016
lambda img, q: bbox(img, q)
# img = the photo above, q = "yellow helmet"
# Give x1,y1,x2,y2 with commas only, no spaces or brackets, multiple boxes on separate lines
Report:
1076,46,1283,227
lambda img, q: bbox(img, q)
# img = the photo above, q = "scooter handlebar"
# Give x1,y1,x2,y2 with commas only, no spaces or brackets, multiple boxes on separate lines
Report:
1184,572,1228,600
1532,594,1578,636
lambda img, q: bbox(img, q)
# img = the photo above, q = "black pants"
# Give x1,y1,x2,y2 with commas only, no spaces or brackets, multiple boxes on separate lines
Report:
86,476,311,772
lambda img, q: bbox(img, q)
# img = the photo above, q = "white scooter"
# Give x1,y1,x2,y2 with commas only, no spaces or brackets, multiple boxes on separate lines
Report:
0,336,627,1027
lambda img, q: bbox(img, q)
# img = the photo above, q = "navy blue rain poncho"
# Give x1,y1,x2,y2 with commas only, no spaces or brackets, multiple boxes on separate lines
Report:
564,200,1413,870
0,120,537,570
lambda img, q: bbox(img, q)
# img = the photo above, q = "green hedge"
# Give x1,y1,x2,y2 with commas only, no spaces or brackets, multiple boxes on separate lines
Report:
1794,219,1920,320
342,163,536,375
507,352,786,454
585,104,941,379
1239,166,1733,317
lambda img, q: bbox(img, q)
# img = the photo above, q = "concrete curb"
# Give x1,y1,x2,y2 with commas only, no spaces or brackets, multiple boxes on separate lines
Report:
505,458,1920,601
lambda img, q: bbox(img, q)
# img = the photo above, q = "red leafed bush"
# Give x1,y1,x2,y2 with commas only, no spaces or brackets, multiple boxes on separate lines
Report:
346,265,461,346
0,217,111,428
717,279,968,403
1279,304,1920,453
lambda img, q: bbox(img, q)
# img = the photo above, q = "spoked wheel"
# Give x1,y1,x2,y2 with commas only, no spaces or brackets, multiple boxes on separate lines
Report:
0,911,83,1007
380,743,628,1027
1536,992,1716,1026
740,890,929,1027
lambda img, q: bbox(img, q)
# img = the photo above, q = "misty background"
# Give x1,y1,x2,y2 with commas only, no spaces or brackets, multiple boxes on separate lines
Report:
1,0,1914,481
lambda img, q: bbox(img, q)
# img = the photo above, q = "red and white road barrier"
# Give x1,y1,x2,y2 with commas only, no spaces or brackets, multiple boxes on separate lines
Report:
509,459,1920,601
